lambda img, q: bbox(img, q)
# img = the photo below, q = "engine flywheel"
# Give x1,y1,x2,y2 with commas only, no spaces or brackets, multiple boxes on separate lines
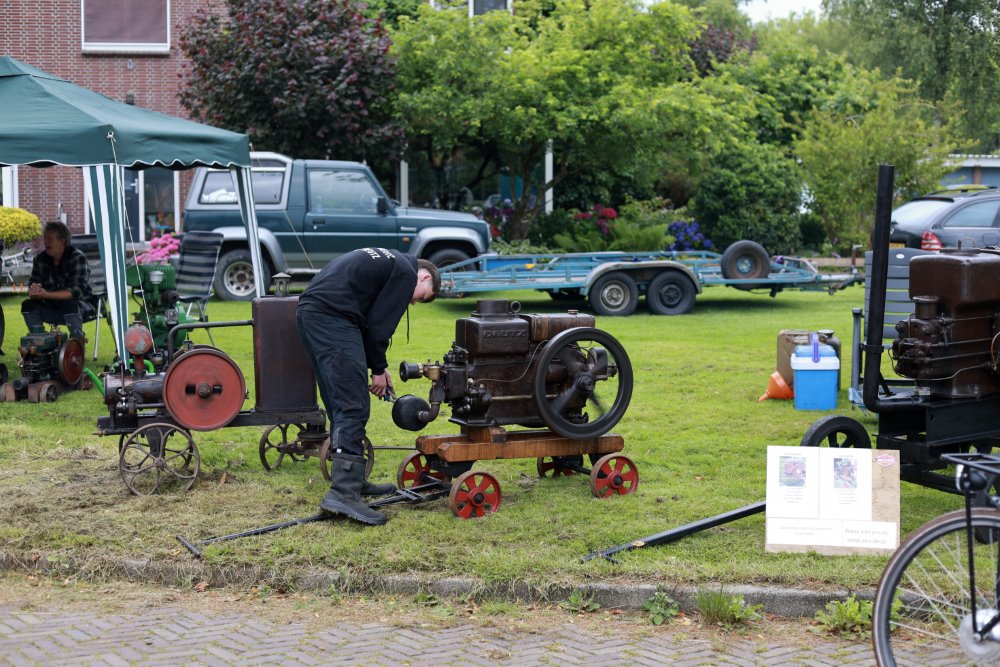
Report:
163,348,246,431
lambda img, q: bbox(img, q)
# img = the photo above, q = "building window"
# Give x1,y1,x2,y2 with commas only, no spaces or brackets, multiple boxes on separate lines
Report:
472,0,508,15
82,0,170,54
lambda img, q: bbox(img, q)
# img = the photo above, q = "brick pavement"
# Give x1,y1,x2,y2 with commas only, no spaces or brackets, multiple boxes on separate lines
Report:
0,602,900,667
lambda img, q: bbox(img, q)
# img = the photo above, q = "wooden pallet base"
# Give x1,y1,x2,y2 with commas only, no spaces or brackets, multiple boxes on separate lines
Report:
415,426,624,463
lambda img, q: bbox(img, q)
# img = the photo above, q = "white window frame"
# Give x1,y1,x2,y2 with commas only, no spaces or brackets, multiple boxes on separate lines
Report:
81,0,171,54
84,170,180,245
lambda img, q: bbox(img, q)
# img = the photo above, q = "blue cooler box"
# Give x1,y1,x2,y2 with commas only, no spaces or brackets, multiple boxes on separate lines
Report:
791,343,840,410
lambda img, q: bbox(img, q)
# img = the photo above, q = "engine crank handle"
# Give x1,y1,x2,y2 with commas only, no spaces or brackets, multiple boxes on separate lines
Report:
175,512,331,558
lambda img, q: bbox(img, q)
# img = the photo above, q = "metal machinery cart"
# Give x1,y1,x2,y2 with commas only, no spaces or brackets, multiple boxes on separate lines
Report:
801,164,1000,503
96,277,339,495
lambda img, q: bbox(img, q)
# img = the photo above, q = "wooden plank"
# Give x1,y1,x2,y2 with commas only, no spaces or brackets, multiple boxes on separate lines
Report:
435,433,624,462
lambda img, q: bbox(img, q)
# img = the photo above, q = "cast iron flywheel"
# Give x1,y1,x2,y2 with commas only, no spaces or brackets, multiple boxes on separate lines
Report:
163,347,246,431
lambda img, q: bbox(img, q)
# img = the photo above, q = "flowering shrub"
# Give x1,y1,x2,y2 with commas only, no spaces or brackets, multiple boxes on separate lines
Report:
0,206,42,245
553,204,620,252
484,198,515,239
667,220,714,251
134,232,180,264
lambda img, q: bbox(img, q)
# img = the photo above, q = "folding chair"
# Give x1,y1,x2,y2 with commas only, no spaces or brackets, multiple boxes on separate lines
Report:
174,231,224,344
849,247,931,408
72,234,112,360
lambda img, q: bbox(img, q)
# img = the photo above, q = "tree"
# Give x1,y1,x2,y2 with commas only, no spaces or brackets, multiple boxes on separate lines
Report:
688,141,804,254
179,0,404,162
826,0,1000,150
796,78,961,251
392,0,750,238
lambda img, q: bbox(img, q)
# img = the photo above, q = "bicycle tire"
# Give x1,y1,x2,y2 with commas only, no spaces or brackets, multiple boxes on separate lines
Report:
873,509,1000,666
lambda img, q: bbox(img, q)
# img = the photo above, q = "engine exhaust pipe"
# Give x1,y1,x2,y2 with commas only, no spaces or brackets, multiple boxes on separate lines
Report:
863,164,922,413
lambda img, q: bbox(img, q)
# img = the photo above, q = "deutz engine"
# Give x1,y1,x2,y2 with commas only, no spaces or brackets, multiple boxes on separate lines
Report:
0,327,86,402
394,299,633,440
893,248,1000,399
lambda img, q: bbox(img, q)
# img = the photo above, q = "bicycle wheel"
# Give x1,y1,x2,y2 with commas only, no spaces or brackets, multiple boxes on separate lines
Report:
873,509,1000,666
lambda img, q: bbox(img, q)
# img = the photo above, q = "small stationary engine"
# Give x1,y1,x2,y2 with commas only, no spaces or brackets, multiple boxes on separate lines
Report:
0,326,86,402
893,248,1000,399
126,263,195,349
394,299,633,440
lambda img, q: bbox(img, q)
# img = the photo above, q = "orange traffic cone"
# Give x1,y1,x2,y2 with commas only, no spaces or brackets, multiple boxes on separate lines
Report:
758,371,794,402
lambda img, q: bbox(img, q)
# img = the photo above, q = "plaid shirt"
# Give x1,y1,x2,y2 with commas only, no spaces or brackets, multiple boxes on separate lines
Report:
28,244,93,302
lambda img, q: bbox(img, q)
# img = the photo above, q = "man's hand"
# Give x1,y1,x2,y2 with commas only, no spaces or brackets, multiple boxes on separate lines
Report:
369,370,394,398
28,283,46,299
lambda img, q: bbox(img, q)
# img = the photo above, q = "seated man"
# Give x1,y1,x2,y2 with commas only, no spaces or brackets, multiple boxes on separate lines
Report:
21,221,94,340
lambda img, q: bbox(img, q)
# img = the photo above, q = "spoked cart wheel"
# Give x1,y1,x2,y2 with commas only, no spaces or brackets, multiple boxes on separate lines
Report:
872,509,1000,667
119,422,200,495
320,436,375,482
532,327,633,440
448,470,502,519
396,452,448,488
800,415,872,448
259,423,308,471
589,453,639,497
537,455,580,477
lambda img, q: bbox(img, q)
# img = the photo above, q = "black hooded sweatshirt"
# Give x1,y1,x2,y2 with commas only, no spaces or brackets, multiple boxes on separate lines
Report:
297,247,417,375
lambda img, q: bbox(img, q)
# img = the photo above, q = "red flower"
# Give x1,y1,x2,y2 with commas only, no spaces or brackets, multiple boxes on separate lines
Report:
602,208,618,220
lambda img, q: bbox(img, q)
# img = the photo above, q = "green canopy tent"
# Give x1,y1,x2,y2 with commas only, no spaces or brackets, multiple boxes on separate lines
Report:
0,55,264,361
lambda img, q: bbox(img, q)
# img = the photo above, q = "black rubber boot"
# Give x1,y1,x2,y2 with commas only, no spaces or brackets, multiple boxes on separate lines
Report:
360,480,396,497
321,453,387,525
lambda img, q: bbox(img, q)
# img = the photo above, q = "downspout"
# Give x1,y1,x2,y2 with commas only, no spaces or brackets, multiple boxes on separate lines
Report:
863,164,923,413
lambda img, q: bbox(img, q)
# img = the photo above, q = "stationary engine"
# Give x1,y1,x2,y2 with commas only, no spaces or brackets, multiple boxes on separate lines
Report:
126,263,195,349
893,248,1000,399
0,327,86,402
393,299,633,440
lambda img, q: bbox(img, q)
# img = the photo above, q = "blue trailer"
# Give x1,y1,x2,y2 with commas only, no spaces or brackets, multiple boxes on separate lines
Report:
439,240,860,316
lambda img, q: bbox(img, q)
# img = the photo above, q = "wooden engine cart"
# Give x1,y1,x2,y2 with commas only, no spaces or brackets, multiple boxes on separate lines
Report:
389,299,639,518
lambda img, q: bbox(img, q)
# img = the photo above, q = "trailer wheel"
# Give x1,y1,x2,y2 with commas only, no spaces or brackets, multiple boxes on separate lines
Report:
646,271,696,315
589,272,638,316
800,415,871,448
720,240,770,290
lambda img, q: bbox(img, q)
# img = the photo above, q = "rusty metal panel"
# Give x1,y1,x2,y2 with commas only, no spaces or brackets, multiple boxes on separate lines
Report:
253,296,317,411
521,311,594,342
455,300,530,356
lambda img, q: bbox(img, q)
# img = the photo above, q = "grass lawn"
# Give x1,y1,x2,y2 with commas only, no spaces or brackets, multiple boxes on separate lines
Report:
0,284,962,593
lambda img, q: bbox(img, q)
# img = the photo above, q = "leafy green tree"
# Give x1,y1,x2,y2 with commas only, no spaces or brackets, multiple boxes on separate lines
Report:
392,0,749,238
826,0,1000,150
796,78,961,251
689,141,803,254
179,0,403,161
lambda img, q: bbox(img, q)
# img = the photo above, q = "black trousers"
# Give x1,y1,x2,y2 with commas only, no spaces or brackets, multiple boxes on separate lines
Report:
296,308,370,458
21,299,93,339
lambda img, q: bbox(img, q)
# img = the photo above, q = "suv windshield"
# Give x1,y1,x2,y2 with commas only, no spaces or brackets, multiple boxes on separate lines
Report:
892,199,952,226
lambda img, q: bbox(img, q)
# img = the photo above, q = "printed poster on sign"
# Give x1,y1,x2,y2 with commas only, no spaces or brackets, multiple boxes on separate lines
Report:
765,446,899,555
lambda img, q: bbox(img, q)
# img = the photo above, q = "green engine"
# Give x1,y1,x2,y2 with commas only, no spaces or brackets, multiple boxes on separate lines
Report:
126,263,195,350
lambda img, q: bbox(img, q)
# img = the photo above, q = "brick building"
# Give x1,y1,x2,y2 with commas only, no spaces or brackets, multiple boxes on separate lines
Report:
1,0,223,243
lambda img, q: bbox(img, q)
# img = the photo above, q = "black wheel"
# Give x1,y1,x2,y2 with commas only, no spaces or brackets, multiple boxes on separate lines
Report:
720,240,770,290
119,422,199,495
800,415,871,448
427,248,471,270
258,423,307,471
873,509,1000,666
214,248,273,301
646,271,696,315
532,327,633,439
588,272,638,316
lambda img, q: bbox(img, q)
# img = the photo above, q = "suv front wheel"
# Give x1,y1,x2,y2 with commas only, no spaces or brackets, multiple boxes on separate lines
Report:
215,248,273,301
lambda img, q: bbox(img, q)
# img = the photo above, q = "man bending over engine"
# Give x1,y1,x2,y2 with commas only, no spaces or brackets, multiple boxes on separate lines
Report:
21,221,94,341
297,248,440,526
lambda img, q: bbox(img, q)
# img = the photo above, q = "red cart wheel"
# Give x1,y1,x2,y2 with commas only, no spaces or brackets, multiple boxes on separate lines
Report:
449,470,502,519
259,423,307,471
536,456,577,478
589,453,639,498
396,452,446,488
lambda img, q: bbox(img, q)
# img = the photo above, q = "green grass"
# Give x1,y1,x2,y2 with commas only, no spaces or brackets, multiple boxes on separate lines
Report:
0,285,964,592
